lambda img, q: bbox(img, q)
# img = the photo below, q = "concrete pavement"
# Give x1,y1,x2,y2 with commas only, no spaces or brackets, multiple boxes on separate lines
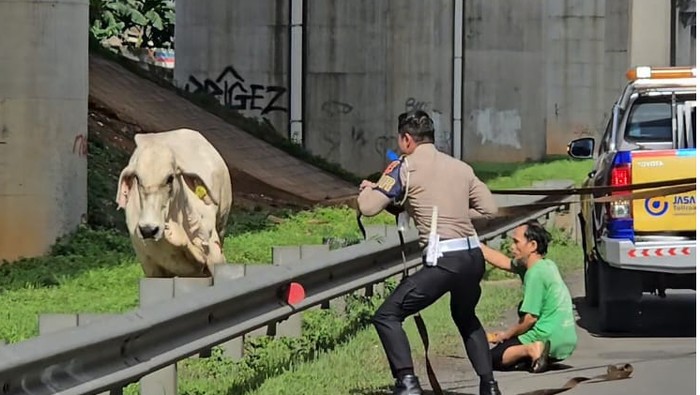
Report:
417,270,696,395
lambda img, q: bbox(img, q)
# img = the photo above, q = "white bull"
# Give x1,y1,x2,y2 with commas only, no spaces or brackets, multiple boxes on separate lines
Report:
116,128,233,277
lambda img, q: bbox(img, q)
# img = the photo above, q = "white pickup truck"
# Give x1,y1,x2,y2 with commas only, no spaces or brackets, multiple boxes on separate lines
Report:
567,66,696,332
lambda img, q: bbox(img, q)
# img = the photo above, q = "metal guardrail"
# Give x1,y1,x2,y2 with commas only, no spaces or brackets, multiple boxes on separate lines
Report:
0,191,575,395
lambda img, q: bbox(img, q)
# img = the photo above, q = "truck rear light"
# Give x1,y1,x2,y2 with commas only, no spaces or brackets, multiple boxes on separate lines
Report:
607,152,635,241
609,164,632,219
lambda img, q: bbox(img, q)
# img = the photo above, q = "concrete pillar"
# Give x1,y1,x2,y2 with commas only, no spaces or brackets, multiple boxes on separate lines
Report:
0,0,89,262
629,0,672,67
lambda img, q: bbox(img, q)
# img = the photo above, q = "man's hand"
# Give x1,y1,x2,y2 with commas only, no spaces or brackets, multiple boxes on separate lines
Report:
488,331,509,344
480,243,515,273
359,180,376,192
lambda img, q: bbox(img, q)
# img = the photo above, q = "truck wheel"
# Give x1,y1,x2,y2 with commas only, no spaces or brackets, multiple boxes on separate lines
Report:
597,262,641,333
584,256,599,307
577,213,599,307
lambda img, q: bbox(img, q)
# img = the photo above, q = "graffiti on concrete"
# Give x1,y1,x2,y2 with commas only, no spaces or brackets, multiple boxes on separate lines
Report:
405,97,431,113
321,100,353,117
431,110,452,155
73,134,88,158
374,135,397,159
322,132,340,158
350,126,367,147
570,123,595,138
185,66,286,115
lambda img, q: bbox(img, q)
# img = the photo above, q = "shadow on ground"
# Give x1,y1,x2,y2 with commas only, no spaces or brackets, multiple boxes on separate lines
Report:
349,387,475,395
573,292,696,338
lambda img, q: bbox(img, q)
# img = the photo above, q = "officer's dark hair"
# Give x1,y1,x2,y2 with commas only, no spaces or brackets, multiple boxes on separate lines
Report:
522,219,551,256
397,110,435,143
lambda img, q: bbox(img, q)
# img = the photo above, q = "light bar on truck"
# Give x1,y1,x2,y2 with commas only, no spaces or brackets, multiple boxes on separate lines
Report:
626,66,697,81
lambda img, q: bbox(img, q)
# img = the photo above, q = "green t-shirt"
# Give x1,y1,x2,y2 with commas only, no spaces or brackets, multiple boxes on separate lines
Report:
512,258,578,360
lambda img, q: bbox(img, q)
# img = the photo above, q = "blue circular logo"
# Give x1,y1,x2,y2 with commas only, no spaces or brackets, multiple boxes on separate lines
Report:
644,198,669,216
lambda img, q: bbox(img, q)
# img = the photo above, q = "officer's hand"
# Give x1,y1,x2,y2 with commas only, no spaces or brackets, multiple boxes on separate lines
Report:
489,331,508,344
359,180,376,191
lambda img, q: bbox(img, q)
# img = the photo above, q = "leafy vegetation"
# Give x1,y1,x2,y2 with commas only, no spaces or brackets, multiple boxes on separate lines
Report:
89,0,175,48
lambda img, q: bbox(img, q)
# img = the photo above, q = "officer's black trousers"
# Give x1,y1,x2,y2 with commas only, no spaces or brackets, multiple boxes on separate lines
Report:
371,247,493,379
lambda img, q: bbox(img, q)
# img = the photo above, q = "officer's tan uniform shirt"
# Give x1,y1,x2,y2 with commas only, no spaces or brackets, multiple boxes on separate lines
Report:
357,143,498,247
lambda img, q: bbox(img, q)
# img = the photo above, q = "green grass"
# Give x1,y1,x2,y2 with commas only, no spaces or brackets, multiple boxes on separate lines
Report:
0,153,588,344
0,131,589,394
472,157,593,189
0,206,394,343
179,238,582,395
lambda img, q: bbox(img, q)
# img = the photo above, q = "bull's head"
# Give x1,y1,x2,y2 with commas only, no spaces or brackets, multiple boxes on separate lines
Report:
116,143,213,241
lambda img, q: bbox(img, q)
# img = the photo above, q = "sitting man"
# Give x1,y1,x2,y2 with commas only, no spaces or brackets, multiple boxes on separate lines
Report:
479,220,577,373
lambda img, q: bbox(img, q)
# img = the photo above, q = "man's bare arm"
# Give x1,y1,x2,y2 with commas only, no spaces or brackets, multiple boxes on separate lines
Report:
480,243,514,272
502,313,537,340
357,187,392,217
467,168,498,220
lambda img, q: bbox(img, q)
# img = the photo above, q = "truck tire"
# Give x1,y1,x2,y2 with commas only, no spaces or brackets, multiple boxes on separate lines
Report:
597,262,642,333
577,212,599,307
584,257,599,307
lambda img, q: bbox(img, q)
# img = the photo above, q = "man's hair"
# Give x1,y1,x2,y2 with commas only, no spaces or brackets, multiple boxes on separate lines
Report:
397,110,435,143
522,219,551,256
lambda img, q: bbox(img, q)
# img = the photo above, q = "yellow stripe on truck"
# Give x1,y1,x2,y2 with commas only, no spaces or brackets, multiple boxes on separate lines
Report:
632,149,696,232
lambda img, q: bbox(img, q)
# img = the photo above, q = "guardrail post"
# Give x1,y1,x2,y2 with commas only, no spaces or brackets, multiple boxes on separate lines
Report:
139,278,177,395
272,246,303,338
299,244,331,310
39,314,121,395
240,264,278,340
39,314,78,335
174,277,214,358
212,263,246,361
362,225,388,295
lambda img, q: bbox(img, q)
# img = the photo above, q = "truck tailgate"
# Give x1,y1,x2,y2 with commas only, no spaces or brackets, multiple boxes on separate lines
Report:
632,149,696,232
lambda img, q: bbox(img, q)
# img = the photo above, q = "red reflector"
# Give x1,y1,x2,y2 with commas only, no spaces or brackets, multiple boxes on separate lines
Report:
284,282,305,305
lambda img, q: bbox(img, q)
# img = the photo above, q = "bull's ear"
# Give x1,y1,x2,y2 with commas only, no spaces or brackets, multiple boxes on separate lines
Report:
180,172,215,205
116,167,136,209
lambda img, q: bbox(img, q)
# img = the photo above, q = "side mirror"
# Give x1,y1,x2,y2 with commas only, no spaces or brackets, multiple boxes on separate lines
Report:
567,137,595,159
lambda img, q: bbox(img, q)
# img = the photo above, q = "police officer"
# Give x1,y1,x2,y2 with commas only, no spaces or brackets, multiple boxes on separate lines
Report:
357,110,502,395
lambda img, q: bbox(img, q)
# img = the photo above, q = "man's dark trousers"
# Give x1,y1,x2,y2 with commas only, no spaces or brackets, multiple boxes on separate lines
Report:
371,247,493,379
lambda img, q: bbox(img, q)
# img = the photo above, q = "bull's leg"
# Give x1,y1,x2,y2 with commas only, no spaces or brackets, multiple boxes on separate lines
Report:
165,220,208,266
164,220,189,247
205,236,226,275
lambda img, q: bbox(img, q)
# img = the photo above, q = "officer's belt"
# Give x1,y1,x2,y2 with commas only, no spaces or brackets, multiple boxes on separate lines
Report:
422,236,480,256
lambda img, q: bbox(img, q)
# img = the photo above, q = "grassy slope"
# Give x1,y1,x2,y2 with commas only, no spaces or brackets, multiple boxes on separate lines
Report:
0,154,591,344
0,124,591,394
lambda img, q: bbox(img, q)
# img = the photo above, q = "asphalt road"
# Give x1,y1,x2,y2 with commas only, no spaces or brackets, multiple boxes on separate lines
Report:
426,270,696,395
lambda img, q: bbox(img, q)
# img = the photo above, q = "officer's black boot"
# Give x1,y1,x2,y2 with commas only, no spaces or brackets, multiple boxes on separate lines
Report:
479,379,502,395
392,374,423,395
